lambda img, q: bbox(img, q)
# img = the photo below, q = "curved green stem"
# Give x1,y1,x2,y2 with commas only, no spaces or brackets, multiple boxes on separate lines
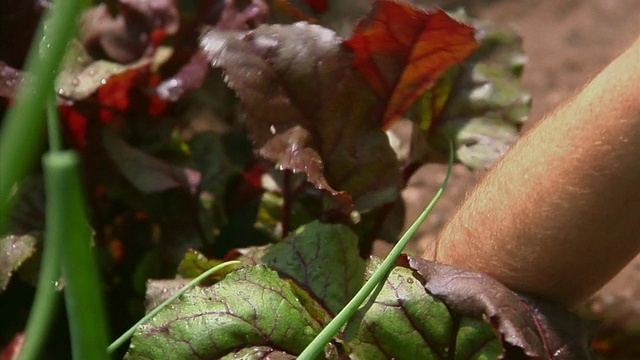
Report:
298,143,454,360
49,152,110,360
46,90,62,153
18,162,62,360
107,260,241,354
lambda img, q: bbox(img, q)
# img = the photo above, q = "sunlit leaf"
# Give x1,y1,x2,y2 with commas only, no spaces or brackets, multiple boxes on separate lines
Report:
200,23,402,213
345,1,478,129
126,266,326,359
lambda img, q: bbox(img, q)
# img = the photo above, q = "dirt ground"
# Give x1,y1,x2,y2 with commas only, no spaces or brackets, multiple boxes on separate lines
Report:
384,0,640,339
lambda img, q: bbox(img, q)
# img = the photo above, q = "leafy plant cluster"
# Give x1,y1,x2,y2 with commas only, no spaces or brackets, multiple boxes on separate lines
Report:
0,0,608,359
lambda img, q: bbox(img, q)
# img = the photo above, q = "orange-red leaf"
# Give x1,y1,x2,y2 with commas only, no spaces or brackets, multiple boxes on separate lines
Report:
345,1,479,129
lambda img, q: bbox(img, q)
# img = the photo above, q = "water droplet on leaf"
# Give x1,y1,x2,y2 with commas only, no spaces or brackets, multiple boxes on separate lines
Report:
350,210,361,224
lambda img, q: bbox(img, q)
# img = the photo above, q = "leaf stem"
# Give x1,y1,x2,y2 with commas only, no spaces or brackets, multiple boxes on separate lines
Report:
46,91,62,153
18,160,63,360
298,142,454,360
281,169,292,238
106,260,241,354
49,152,109,360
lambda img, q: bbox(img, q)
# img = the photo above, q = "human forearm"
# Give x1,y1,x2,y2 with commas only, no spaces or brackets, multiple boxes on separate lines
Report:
424,35,640,307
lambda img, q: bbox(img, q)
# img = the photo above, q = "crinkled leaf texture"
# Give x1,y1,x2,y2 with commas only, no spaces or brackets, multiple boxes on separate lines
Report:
129,223,595,359
260,221,366,314
126,266,327,359
200,22,402,213
0,234,37,293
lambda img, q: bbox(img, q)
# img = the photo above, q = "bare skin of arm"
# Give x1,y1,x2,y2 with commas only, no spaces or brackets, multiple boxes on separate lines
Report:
423,35,640,308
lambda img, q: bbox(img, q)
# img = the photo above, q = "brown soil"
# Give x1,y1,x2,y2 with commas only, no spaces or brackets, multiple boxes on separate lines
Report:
385,0,640,342
395,0,640,254
315,0,640,346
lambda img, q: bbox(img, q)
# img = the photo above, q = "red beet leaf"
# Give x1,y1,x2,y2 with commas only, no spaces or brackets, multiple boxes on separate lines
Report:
345,1,479,129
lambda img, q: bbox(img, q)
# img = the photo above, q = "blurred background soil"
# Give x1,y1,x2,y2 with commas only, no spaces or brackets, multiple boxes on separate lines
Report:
385,0,640,351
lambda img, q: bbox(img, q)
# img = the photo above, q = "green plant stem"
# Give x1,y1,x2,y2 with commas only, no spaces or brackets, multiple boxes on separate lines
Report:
46,91,63,153
107,260,241,354
18,175,63,360
0,0,82,231
298,143,454,360
40,152,109,360
18,89,69,360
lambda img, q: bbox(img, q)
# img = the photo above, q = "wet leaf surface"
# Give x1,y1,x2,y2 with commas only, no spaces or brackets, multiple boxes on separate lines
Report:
0,234,37,293
176,249,223,282
219,346,297,360
0,61,23,99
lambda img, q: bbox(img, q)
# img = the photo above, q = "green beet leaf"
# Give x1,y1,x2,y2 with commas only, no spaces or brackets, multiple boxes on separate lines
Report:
126,266,326,359
345,257,502,360
130,221,596,359
261,221,366,315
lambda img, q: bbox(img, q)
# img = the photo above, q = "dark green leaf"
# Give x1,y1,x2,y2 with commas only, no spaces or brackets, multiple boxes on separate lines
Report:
262,221,366,314
176,249,236,286
176,249,223,279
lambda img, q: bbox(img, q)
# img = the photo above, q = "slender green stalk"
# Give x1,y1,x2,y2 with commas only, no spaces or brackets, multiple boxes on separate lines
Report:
0,0,82,231
107,260,241,354
298,143,455,360
40,152,109,360
46,91,63,153
18,163,63,360
18,72,81,360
